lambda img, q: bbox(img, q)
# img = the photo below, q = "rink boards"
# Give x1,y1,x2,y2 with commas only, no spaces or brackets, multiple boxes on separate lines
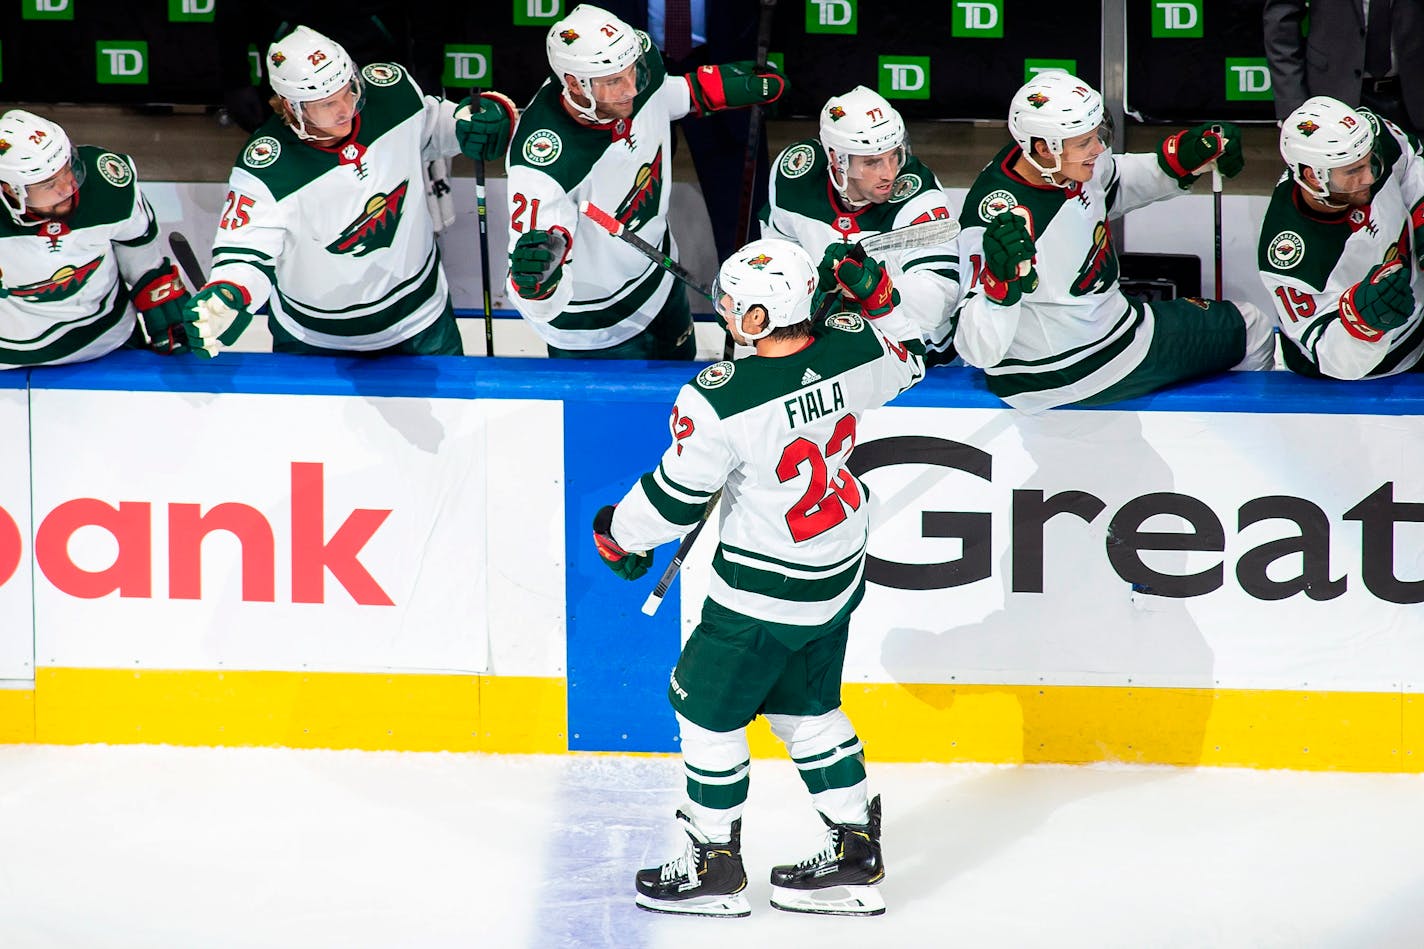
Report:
1,353,1423,772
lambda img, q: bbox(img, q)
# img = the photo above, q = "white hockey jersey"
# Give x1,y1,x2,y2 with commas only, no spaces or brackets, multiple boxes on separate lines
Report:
1258,114,1424,380
760,140,960,357
955,144,1190,412
0,146,163,368
209,63,461,351
612,307,926,644
505,35,688,351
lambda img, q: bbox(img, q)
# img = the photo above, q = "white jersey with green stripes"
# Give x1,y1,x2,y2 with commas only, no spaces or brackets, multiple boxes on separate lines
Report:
0,146,162,368
612,308,926,632
209,63,460,351
954,143,1189,412
760,140,961,355
1258,113,1424,380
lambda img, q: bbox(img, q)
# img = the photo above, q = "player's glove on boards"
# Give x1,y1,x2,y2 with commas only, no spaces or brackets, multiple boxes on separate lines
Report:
181,281,252,358
1339,260,1414,340
510,227,570,301
1158,122,1244,183
981,210,1038,307
455,91,517,162
686,61,787,114
593,505,652,581
131,259,191,355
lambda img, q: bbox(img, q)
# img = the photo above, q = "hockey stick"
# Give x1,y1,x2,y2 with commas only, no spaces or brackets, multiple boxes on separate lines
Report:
855,217,960,255
1210,124,1224,299
724,0,779,361
580,200,715,300
468,91,497,357
169,231,206,290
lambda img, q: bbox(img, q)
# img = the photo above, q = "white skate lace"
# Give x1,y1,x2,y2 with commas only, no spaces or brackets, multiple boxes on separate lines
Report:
794,828,840,869
659,838,699,883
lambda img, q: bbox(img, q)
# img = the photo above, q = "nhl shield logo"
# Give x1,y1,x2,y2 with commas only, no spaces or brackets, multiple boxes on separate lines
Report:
1268,230,1305,270
696,361,735,389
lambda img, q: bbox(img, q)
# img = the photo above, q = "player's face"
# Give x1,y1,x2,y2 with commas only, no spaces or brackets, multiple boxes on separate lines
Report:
298,85,360,139
844,148,903,204
577,64,639,120
1324,154,1376,206
20,163,80,218
1056,127,1107,183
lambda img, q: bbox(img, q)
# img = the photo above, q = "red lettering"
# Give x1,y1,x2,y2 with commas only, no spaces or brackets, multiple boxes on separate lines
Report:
169,502,275,602
36,499,152,598
290,462,393,606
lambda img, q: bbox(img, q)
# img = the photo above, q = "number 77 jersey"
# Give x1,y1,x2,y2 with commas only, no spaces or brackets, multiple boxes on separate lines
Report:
612,309,926,634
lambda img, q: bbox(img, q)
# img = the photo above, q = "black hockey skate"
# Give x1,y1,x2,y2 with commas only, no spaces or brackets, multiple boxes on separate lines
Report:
634,811,750,918
769,795,885,916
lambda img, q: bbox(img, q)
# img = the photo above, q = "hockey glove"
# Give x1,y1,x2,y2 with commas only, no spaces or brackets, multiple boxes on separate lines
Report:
1338,260,1414,340
1158,122,1244,183
685,61,787,114
833,253,899,319
181,282,253,358
592,505,652,581
131,259,191,356
980,210,1038,307
455,91,518,163
509,227,571,301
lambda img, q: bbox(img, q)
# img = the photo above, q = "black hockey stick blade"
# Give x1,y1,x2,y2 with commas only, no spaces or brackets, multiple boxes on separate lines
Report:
168,231,207,290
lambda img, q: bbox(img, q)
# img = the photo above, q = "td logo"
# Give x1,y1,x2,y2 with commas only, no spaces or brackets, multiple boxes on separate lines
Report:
952,0,1003,38
513,0,563,27
22,0,72,20
445,45,493,87
1225,57,1273,100
1024,59,1077,83
167,0,215,21
806,0,856,34
1152,0,1203,37
878,55,930,100
97,42,149,85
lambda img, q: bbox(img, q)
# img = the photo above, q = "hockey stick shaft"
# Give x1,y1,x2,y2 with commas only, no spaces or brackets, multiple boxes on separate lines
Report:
580,201,715,300
169,231,207,289
476,157,495,356
1212,166,1224,299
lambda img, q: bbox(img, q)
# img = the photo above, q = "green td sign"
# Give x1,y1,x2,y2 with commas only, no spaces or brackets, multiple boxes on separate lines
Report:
22,0,73,20
1225,57,1272,100
952,0,1002,38
806,0,856,34
168,0,216,22
97,42,150,85
513,0,563,27
1152,0,1203,37
445,45,493,88
1024,59,1077,83
878,55,930,100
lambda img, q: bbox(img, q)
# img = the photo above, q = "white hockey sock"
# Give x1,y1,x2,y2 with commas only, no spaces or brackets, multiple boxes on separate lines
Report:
676,713,750,842
1231,301,1278,371
765,709,870,826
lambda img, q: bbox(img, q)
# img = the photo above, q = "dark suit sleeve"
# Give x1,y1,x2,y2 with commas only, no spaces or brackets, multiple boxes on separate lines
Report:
1263,0,1310,120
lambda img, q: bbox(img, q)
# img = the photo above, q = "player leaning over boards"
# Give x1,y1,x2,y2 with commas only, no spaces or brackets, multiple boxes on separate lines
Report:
1259,97,1424,379
591,239,925,917
180,25,515,357
761,86,961,365
505,4,785,359
954,71,1276,412
0,109,191,365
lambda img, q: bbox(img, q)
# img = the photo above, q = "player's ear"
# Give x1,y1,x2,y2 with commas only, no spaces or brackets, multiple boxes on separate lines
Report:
1300,166,1320,189
745,304,769,335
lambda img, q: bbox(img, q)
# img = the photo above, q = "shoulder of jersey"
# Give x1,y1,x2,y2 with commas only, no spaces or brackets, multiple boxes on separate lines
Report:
773,138,826,185
79,145,136,192
508,83,605,188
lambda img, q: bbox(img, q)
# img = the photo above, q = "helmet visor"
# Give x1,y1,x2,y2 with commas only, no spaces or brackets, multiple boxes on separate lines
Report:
1324,147,1382,198
293,76,366,132
1061,119,1112,160
19,147,85,210
587,55,650,112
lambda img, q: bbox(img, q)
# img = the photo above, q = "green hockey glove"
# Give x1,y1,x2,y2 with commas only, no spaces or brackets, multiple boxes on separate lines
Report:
1158,122,1244,182
980,210,1038,306
592,505,652,581
1339,260,1414,340
131,259,191,355
833,253,899,318
509,227,571,301
181,281,252,358
685,61,787,114
455,91,517,162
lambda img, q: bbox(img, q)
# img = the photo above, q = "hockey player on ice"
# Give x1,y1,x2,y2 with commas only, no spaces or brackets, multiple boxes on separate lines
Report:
591,238,925,917
180,25,516,357
954,71,1277,412
505,4,785,359
0,109,192,366
761,86,961,365
1258,96,1424,379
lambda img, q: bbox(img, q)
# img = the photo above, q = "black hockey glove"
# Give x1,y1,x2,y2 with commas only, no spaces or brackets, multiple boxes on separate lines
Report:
593,505,651,581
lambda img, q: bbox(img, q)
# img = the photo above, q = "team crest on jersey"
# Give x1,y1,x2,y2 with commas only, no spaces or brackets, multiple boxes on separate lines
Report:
888,174,921,203
826,311,864,333
3,257,102,302
1268,230,1305,269
325,180,409,257
696,361,735,389
614,146,664,232
362,63,402,87
522,130,562,167
1295,119,1320,137
978,189,1017,222
95,152,132,188
243,136,281,169
779,143,816,179
1070,220,1119,296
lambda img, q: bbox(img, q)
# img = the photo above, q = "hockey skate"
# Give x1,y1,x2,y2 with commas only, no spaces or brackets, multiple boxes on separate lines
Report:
769,795,885,916
634,812,750,918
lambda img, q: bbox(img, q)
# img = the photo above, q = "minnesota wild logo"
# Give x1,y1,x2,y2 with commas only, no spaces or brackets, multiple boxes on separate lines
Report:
1296,119,1320,136
559,29,579,45
828,106,846,121
1070,220,1119,296
3,257,103,302
325,181,409,257
613,146,664,232
270,51,286,67
747,253,772,269
1027,92,1049,108
0,140,10,156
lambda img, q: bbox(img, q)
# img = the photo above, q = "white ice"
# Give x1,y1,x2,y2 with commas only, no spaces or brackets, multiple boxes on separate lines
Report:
3,745,1423,948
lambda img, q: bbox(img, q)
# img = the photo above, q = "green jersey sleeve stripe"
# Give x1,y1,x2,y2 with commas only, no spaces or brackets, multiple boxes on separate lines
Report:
654,461,713,504
639,471,707,526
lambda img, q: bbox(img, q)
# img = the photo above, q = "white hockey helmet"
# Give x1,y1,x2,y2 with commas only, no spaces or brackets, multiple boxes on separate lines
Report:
819,86,908,200
712,239,817,341
546,4,649,123
1008,71,1111,182
1279,96,1379,204
267,25,365,139
0,109,85,225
